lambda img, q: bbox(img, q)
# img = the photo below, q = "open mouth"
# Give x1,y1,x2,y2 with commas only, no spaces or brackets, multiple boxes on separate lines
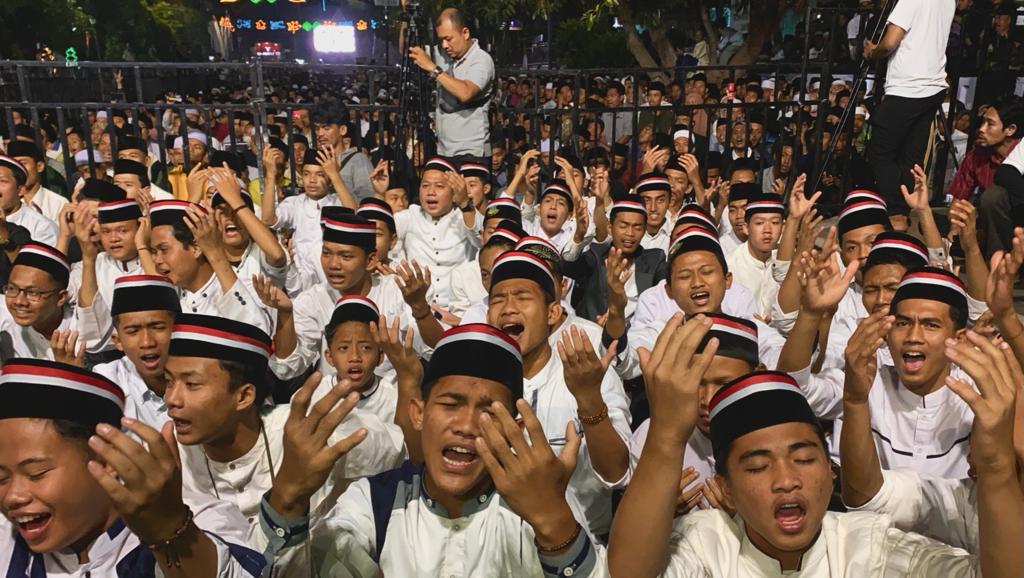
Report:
500,323,525,338
902,351,925,373
773,502,806,534
139,353,161,370
346,367,365,380
441,445,479,472
15,513,52,541
690,291,710,306
171,417,193,436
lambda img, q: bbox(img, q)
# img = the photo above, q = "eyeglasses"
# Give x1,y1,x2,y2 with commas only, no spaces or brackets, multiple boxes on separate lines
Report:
3,284,59,302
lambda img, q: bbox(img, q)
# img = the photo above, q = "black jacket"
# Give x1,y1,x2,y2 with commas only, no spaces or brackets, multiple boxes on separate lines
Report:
562,242,667,323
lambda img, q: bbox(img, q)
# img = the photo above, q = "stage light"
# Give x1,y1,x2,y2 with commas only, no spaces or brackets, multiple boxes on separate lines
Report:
314,23,356,53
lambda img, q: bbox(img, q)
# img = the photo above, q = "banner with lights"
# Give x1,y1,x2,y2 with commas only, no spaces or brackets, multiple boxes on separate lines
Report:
217,15,380,34
220,0,309,4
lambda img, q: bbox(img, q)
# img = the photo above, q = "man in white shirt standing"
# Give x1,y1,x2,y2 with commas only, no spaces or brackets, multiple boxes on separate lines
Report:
864,0,955,220
725,193,784,319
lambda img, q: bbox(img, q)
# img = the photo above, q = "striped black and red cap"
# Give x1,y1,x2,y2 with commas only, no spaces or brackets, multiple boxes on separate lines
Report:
890,266,968,315
0,358,125,427
701,313,759,367
149,200,206,228
321,213,377,251
708,370,817,455
422,323,523,399
867,231,929,270
489,250,557,300
325,294,381,336
111,274,180,317
98,198,142,224
170,313,272,372
357,197,396,233
668,226,727,273
13,242,71,288
483,198,522,225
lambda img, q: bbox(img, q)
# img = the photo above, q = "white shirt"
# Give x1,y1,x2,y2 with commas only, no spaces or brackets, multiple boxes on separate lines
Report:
0,301,76,362
631,280,758,331
640,220,672,254
395,205,482,309
6,202,58,245
94,355,169,429
0,492,267,578
522,196,597,254
630,419,716,504
178,274,273,335
831,357,974,479
229,240,288,296
628,508,976,577
524,347,633,538
312,463,595,578
312,373,398,423
447,258,486,317
272,193,341,281
269,274,423,380
24,185,68,223
179,404,405,575
884,0,955,99
726,242,779,319
849,468,976,554
72,253,142,353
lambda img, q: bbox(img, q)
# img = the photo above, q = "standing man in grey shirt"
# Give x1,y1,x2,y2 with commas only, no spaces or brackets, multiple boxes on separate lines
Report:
310,100,375,200
409,7,495,159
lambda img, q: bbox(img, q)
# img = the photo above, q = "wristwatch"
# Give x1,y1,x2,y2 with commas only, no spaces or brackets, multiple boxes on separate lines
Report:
430,65,443,80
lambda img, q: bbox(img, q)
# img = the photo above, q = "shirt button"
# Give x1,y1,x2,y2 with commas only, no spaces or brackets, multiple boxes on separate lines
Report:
452,524,461,531
563,568,574,576
478,495,487,503
275,528,286,538
229,463,236,470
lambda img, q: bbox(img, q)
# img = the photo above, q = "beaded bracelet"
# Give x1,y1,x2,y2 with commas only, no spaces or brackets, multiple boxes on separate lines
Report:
577,403,608,425
145,508,194,568
535,522,582,555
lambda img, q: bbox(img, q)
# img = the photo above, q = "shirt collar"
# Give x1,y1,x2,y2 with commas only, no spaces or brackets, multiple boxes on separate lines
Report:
420,468,497,518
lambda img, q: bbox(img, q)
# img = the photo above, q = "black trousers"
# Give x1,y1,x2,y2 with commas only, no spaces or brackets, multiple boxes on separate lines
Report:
868,90,946,215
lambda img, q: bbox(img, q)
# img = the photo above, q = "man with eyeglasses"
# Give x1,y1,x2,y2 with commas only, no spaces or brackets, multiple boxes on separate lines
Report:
0,241,76,362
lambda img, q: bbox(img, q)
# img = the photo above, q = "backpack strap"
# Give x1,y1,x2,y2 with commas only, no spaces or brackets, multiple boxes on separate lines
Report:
367,461,421,563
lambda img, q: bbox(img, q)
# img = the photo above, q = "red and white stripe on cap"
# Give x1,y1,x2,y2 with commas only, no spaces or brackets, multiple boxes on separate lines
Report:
870,237,928,262
543,182,571,196
150,199,205,215
114,274,175,291
612,198,648,214
460,162,490,174
334,294,380,317
322,217,377,235
435,323,522,363
171,323,273,359
98,198,138,212
0,360,125,410
357,205,394,221
424,157,456,172
709,315,758,344
897,270,967,298
839,200,887,220
491,228,524,245
19,243,70,271
844,189,886,206
676,206,718,230
493,251,556,283
515,235,558,253
0,154,28,180
487,198,520,210
671,225,721,248
673,128,691,141
635,175,671,191
709,372,802,421
745,199,785,213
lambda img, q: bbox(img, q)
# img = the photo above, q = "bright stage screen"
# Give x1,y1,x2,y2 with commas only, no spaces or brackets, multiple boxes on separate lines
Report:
313,24,355,53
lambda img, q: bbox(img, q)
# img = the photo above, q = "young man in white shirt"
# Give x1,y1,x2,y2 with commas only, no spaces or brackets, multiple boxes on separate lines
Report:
864,0,955,218
6,141,67,223
393,156,482,309
294,323,598,577
0,358,266,577
356,197,400,267
71,197,144,364
448,198,522,316
453,220,526,324
168,314,404,575
636,172,673,254
0,242,76,362
112,158,174,202
93,274,180,429
146,200,272,334
725,193,785,319
522,178,593,253
833,267,975,479
717,180,755,256
263,212,441,382
0,155,58,246
607,318,1020,576
487,250,632,537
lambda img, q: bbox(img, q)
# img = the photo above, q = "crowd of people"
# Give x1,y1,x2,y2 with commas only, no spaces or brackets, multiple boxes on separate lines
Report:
1,1,1024,577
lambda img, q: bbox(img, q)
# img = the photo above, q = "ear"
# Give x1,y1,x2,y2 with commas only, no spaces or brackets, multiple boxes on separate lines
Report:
324,346,337,369
547,300,563,328
410,398,425,432
724,271,733,290
387,233,397,250
112,330,124,353
34,161,45,174
235,382,257,413
954,327,970,342
56,289,69,308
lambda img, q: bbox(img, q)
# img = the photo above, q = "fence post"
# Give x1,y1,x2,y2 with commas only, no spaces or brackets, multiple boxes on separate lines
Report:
251,60,267,189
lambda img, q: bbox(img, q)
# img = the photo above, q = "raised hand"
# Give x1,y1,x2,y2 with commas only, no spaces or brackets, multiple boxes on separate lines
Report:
87,419,189,545
572,201,590,244
798,246,858,314
787,178,817,220
49,329,85,367
985,228,1024,320
317,144,342,181
370,159,390,197
638,314,716,444
900,164,930,211
206,165,243,205
475,400,581,549
944,331,1021,471
252,273,292,313
72,202,99,256
371,317,422,386
843,310,893,404
947,199,979,250
183,206,221,259
642,146,669,174
796,209,824,255
262,146,283,179
446,171,469,208
674,467,703,516
558,325,616,407
134,216,151,254
605,246,632,312
395,260,432,313
680,154,701,189
514,149,541,182
269,371,368,517
185,162,209,204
